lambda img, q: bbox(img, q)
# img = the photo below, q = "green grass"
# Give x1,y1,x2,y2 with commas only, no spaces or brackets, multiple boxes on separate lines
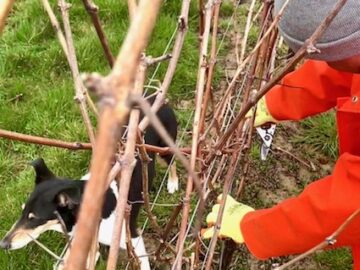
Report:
293,111,338,160
0,0,198,269
314,248,353,270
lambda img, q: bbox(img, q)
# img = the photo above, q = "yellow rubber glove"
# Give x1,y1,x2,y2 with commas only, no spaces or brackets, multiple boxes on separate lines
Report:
246,96,278,127
201,194,254,244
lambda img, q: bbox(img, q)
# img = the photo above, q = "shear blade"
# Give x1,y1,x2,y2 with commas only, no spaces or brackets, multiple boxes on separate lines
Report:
256,124,276,160
256,124,276,148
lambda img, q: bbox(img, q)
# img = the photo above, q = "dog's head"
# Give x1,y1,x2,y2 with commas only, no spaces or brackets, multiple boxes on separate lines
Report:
0,158,82,250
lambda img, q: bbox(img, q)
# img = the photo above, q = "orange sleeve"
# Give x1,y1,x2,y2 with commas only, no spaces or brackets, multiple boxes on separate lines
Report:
240,153,360,259
266,60,352,121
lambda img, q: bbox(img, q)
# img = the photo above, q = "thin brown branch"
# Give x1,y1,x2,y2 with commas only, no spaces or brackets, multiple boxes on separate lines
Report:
125,206,141,269
42,0,98,118
239,0,256,63
138,135,163,234
138,0,191,132
127,0,137,21
274,208,360,270
145,53,172,66
41,0,69,58
106,61,146,269
273,144,316,171
58,0,96,147
204,149,243,270
0,129,92,150
65,0,162,268
132,95,204,199
81,0,115,67
155,203,183,260
0,0,15,34
199,0,220,135
54,211,71,244
175,1,215,268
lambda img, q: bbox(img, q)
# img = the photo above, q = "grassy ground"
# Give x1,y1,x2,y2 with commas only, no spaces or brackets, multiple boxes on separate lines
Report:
0,0,353,269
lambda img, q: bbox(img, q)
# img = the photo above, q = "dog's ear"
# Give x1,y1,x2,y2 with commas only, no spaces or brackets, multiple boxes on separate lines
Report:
55,187,81,209
30,158,56,185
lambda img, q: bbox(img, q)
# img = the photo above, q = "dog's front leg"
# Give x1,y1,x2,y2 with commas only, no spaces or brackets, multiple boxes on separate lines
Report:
167,161,179,194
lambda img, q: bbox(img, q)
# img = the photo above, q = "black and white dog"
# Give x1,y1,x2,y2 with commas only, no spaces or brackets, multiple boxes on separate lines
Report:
0,99,178,269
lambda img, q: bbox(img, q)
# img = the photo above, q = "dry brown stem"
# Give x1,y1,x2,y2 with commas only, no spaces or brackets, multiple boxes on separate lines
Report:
106,62,146,269
125,207,141,269
138,136,162,234
174,1,216,269
199,1,220,135
65,0,162,268
42,0,98,118
239,0,256,62
58,0,96,147
132,95,203,197
0,129,92,150
81,0,115,67
0,0,15,34
41,0,69,58
155,203,183,260
127,0,137,20
203,149,243,270
138,0,191,132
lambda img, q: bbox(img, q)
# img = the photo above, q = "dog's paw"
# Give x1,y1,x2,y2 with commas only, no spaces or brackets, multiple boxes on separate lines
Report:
167,177,179,194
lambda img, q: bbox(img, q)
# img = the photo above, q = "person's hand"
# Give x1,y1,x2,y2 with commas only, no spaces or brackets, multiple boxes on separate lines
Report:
246,96,278,127
201,194,254,244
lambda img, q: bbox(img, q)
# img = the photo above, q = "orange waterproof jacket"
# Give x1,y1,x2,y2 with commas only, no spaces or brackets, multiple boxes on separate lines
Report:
240,60,360,269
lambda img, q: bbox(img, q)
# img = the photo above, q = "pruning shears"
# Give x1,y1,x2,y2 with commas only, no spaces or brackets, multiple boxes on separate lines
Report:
256,123,276,160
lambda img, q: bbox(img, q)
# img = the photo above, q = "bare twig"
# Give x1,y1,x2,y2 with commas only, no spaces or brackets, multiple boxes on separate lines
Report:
273,144,316,171
127,0,137,21
0,0,15,34
145,54,172,66
0,129,92,150
81,0,115,67
41,0,69,58
42,0,98,117
199,0,220,135
138,0,191,131
132,95,204,199
155,203,183,260
138,135,163,234
125,207,141,269
65,0,162,268
58,0,96,147
27,234,63,262
174,1,216,268
239,0,256,62
203,150,243,270
54,211,71,244
106,61,146,269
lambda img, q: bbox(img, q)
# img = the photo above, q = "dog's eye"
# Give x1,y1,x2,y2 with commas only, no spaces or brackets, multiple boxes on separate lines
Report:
28,213,37,220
